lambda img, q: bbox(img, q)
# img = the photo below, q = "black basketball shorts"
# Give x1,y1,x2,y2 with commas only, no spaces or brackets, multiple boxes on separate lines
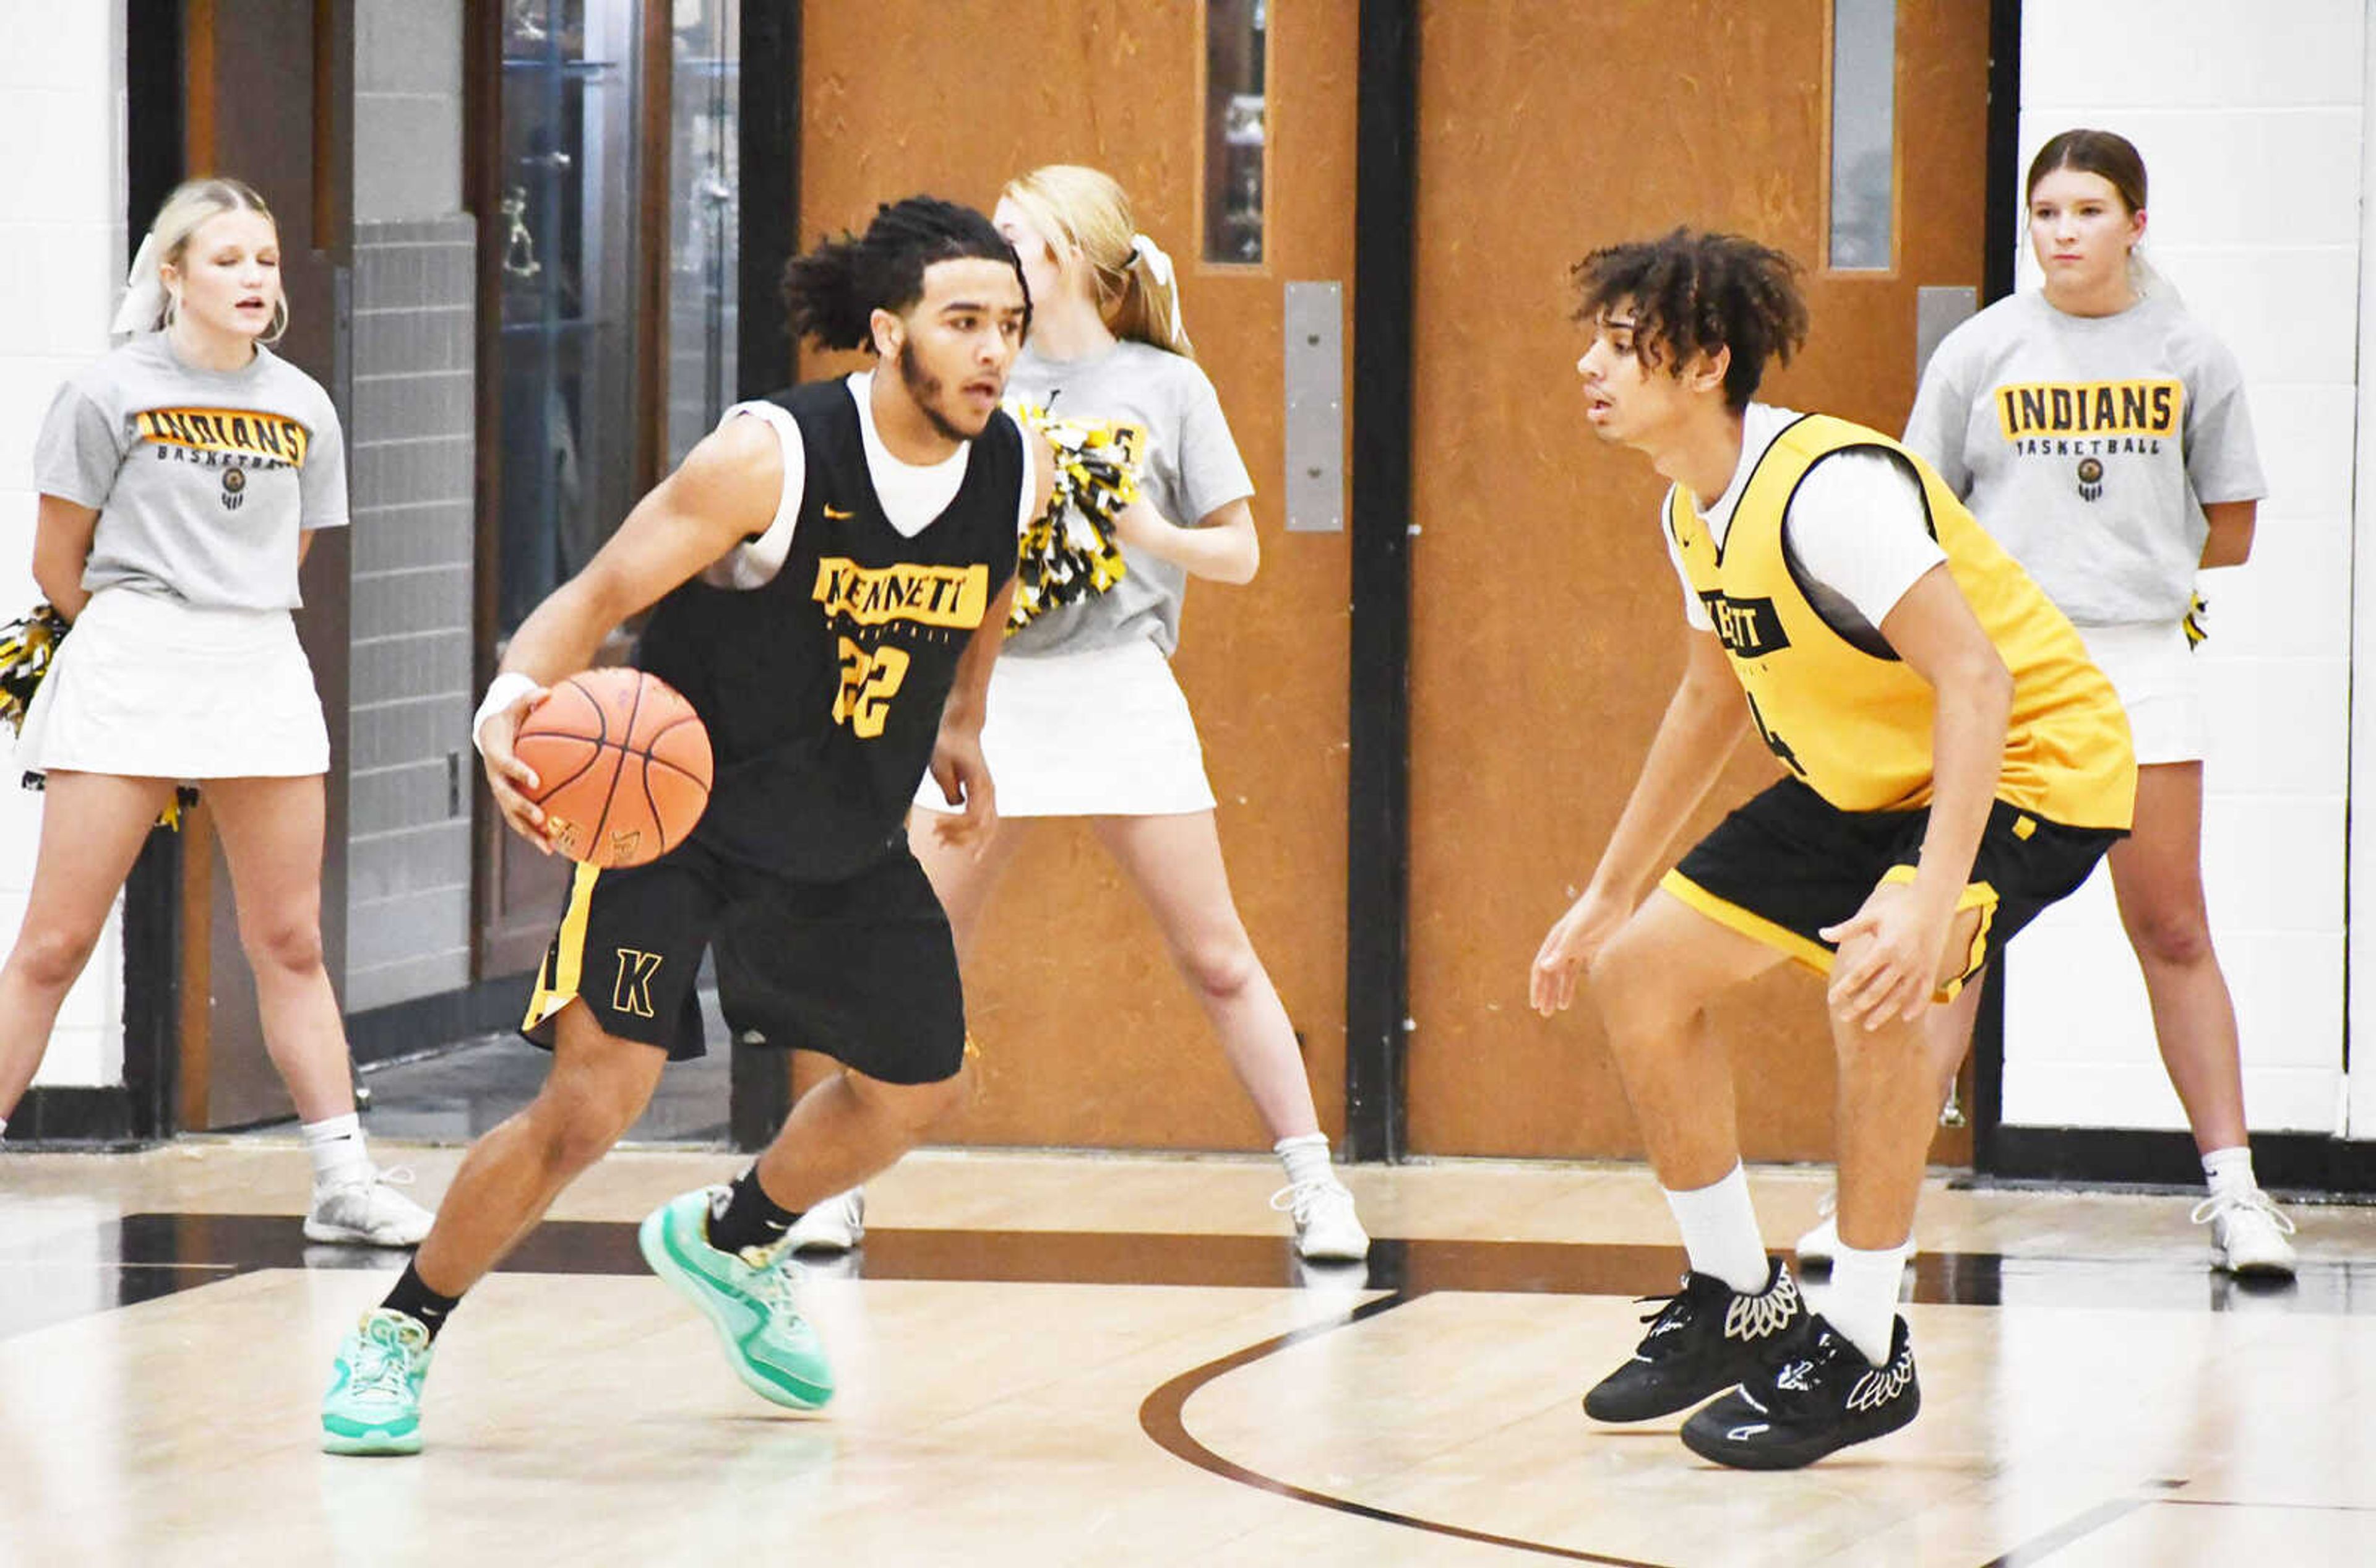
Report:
1663,776,2125,998
520,837,966,1084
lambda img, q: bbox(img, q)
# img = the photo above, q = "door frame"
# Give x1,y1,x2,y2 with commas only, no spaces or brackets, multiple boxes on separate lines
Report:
1341,0,1419,1161
465,0,681,983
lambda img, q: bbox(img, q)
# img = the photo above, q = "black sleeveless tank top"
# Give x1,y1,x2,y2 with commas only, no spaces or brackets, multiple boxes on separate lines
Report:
637,378,1024,879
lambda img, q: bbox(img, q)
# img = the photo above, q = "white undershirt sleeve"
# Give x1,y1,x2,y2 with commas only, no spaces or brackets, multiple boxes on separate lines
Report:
1659,488,1715,631
1780,450,1947,633
701,401,806,589
1010,407,1039,538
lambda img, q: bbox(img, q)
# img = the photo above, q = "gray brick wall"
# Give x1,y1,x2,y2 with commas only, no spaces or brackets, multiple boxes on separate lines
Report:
355,0,463,224
345,215,477,1014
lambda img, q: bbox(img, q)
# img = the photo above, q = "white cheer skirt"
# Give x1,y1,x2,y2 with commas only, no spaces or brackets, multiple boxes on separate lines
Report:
2075,619,2201,767
15,588,330,779
913,638,1216,817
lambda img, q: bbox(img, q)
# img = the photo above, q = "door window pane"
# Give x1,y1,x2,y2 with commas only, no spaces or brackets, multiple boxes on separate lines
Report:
1202,0,1267,264
1828,0,1895,271
666,0,739,467
496,0,643,634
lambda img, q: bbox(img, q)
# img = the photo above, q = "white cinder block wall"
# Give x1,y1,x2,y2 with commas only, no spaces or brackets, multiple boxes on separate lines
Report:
2003,0,2364,1135
0,2,128,1092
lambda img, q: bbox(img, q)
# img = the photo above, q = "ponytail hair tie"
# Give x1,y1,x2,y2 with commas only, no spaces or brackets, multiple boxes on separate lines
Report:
110,230,171,337
1126,232,1186,347
1128,231,1174,288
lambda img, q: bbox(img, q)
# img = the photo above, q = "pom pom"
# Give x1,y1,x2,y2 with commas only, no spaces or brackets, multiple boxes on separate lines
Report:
0,603,68,738
1008,403,1145,632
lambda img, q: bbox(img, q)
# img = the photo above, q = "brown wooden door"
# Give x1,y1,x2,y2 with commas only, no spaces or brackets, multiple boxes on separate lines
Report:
1404,1,1992,1159
177,0,351,1129
796,3,1359,1149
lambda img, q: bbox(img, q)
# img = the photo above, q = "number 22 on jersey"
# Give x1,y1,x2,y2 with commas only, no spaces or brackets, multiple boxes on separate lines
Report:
833,637,911,738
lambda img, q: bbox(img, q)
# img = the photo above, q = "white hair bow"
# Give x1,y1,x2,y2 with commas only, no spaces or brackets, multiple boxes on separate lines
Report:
110,230,171,336
1127,231,1186,345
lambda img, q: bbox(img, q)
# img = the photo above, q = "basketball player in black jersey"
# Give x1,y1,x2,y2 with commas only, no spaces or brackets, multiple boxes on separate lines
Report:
321,197,1067,1455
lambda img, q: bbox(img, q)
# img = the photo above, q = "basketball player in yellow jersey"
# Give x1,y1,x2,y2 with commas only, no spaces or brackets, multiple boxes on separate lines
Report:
1529,230,2135,1470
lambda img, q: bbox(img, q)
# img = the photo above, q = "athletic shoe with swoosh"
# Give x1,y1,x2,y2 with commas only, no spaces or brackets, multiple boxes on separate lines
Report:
639,1185,835,1411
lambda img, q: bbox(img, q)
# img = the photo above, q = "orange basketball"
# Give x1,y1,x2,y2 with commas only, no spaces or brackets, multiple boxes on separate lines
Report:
512,668,713,868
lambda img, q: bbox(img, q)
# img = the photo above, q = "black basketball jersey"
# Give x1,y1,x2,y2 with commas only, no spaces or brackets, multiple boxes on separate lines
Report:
636,377,1024,879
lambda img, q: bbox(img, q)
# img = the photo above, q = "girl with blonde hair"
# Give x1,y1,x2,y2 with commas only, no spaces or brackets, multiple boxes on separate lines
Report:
0,178,433,1246
784,163,1367,1261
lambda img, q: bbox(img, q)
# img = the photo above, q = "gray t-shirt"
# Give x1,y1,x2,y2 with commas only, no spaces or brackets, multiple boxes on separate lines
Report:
32,333,348,611
1001,338,1255,657
1904,290,2263,625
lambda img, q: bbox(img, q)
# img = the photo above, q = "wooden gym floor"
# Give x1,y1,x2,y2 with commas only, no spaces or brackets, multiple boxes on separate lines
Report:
4,1142,2374,1566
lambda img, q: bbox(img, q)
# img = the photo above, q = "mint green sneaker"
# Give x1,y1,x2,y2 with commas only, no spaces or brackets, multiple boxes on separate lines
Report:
639,1186,834,1411
321,1308,433,1455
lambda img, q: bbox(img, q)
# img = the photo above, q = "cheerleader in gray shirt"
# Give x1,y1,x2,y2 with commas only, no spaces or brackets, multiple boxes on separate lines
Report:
0,179,432,1247
1799,130,2295,1277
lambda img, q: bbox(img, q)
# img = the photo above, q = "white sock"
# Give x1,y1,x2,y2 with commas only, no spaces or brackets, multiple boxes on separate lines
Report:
301,1113,373,1191
0,1115,9,1140
2202,1145,2257,1198
1275,1132,1334,1189
1825,1241,1906,1366
1662,1165,1770,1294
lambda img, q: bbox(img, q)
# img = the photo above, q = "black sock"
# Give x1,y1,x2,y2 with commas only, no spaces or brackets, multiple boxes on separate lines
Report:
704,1166,801,1255
381,1262,462,1342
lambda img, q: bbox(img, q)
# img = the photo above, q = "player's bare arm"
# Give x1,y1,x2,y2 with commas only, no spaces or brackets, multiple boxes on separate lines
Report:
924,574,1021,854
919,428,1051,850
1820,563,2012,1029
477,414,782,845
1532,627,1747,1015
1025,420,1058,525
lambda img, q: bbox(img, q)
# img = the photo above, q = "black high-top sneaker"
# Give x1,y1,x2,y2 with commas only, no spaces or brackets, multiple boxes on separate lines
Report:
1681,1312,1920,1469
1582,1257,1808,1423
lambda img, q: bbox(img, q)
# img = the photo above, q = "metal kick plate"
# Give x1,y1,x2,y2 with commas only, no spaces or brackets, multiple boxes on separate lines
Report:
1915,285,1977,383
1283,280,1344,533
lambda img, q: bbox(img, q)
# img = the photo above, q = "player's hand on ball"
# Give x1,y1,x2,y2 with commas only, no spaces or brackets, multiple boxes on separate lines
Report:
1531,885,1627,1017
926,726,998,855
476,683,554,852
1820,882,1951,1030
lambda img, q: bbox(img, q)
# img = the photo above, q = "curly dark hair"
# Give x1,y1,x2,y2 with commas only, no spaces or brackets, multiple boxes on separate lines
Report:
780,195,1028,353
1570,230,1809,411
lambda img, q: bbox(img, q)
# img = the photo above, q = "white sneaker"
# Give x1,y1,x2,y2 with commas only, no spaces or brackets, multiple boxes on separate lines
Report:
784,1189,865,1254
2193,1187,2297,1278
1272,1177,1369,1262
1793,1189,1919,1270
304,1168,435,1247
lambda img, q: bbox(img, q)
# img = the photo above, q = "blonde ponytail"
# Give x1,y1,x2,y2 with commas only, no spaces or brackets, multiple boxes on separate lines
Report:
1003,164,1195,358
1113,232,1193,357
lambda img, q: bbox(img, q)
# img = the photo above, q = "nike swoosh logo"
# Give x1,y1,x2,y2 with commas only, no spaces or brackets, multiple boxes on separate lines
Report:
824,506,853,520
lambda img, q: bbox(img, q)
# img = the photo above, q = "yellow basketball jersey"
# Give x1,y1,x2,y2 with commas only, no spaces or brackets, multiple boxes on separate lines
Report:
1666,413,2134,829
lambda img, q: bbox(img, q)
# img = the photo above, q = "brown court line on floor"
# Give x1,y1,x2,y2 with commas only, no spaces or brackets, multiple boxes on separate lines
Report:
1138,1289,1670,1566
1132,1302,2252,1568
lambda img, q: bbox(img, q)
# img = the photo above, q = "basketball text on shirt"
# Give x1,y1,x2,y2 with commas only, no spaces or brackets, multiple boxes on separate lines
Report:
133,405,312,467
